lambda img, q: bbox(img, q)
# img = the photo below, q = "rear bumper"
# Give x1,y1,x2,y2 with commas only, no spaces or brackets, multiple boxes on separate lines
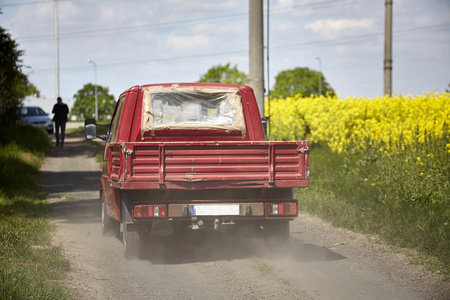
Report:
128,199,298,223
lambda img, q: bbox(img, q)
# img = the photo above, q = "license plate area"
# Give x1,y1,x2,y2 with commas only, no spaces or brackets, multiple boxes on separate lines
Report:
189,204,240,216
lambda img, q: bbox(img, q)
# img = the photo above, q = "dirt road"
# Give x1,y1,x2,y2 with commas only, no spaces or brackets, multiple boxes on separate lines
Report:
41,131,449,300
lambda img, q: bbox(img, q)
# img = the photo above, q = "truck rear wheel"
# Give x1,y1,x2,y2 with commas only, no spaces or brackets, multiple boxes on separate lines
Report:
123,223,142,259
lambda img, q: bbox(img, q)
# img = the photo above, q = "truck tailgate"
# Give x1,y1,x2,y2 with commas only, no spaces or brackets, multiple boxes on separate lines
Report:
110,141,309,189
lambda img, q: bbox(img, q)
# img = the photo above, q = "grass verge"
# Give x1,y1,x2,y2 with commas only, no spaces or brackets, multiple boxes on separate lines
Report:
295,141,449,276
0,126,71,299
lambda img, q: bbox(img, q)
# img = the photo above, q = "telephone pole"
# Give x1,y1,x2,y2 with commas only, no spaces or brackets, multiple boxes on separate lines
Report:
384,0,393,96
249,0,265,118
316,57,322,96
54,0,60,97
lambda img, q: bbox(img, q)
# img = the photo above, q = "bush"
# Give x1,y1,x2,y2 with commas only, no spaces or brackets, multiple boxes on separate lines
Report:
0,126,50,196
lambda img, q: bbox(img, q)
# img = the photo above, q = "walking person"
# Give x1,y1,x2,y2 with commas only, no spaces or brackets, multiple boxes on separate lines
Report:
52,97,69,147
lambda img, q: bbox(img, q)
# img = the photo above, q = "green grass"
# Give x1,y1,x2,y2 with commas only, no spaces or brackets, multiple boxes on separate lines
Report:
0,126,71,299
295,138,450,276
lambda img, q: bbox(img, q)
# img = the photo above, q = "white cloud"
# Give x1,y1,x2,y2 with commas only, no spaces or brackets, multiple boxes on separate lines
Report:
60,2,84,26
194,22,244,35
13,3,53,33
165,34,210,51
277,22,297,31
272,0,316,17
99,5,122,23
217,24,245,34
193,23,212,33
275,0,296,7
305,18,376,39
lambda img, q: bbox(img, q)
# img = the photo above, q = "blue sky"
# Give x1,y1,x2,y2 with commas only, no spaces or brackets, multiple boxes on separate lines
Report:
1,0,449,103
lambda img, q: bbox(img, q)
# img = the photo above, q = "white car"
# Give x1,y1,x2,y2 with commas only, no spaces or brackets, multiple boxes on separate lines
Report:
18,106,54,134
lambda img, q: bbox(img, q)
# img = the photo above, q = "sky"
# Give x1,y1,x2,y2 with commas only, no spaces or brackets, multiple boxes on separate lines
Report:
1,0,449,108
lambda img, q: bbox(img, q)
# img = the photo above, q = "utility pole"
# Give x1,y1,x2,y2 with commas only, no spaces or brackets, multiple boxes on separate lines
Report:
384,0,393,96
54,0,60,98
88,60,98,120
266,0,271,135
316,57,322,96
249,0,265,118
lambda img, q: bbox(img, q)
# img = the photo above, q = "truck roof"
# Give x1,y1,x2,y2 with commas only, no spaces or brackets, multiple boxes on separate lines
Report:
121,82,249,95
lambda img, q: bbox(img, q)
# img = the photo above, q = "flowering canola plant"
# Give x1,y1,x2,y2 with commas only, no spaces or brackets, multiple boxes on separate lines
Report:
274,92,450,271
266,92,450,154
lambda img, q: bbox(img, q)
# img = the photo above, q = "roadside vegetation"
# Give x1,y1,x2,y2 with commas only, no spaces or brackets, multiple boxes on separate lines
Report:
0,126,71,299
267,92,450,275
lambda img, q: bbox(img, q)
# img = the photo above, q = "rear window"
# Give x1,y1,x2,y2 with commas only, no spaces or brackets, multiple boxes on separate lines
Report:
141,85,246,138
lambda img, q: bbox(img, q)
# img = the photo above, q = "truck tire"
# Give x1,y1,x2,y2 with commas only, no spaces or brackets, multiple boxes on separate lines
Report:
123,223,142,259
263,220,290,247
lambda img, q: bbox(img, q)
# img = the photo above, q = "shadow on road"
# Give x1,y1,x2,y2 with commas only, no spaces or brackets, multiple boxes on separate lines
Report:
41,132,102,194
137,230,346,265
42,132,102,224
42,170,101,194
49,197,101,224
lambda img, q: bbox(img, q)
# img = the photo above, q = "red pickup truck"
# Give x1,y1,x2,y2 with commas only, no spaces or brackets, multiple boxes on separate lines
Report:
85,83,309,258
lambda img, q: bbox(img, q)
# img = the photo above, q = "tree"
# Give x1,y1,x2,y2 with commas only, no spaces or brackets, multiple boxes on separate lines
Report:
70,84,116,121
0,26,33,143
24,82,40,97
271,67,335,98
198,63,248,85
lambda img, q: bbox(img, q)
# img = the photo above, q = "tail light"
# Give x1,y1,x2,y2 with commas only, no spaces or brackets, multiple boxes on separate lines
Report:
265,202,297,217
133,204,167,219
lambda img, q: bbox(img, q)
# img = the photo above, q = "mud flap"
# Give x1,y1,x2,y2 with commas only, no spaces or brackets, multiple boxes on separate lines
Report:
123,223,143,259
121,192,134,224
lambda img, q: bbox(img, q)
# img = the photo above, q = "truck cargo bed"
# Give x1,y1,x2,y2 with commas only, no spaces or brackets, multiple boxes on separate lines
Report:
108,141,309,190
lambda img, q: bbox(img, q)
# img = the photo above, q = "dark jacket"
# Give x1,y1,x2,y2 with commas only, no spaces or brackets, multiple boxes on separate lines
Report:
52,103,69,122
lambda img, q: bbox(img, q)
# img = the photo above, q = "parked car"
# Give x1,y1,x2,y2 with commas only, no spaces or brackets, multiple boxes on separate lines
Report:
18,106,54,134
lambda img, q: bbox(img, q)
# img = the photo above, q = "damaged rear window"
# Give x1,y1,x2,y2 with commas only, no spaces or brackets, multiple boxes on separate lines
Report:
141,85,246,138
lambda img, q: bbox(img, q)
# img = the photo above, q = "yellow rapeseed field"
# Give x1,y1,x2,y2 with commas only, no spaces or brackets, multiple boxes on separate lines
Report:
266,92,450,154
274,92,450,273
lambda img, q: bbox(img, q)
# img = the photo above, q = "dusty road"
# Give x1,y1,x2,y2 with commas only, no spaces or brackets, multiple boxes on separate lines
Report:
41,130,449,300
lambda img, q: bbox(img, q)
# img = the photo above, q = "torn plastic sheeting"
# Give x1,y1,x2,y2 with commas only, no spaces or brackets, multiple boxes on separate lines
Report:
141,86,246,139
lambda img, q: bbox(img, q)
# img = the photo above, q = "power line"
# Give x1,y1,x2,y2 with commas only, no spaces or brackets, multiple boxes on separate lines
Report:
16,12,248,41
13,0,373,41
29,22,450,74
269,0,372,12
0,0,70,8
33,49,249,73
271,23,450,51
